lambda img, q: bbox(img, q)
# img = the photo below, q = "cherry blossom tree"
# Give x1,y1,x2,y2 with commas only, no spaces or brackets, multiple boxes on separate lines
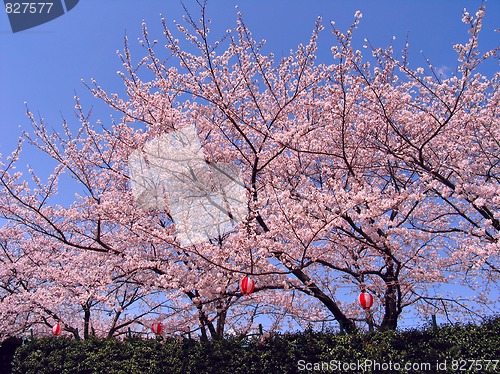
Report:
0,2,497,338
0,112,299,340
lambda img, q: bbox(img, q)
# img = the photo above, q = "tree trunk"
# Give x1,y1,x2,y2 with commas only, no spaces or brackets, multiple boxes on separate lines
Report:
380,270,400,331
82,299,92,339
290,267,357,333
216,307,227,339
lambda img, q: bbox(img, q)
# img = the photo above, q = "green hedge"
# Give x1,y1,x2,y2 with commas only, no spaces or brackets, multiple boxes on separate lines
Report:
8,317,500,374
0,337,21,374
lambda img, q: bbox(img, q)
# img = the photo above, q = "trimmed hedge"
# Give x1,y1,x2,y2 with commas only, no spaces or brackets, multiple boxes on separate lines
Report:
6,317,500,374
0,337,21,374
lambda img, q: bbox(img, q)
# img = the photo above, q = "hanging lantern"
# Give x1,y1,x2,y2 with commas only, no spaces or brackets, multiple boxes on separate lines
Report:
358,292,374,310
52,323,62,336
240,276,255,295
152,322,163,335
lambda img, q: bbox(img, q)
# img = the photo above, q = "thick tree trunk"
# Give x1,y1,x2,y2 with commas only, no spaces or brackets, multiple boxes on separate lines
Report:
380,270,400,331
83,306,91,339
197,305,217,341
216,308,227,338
290,267,357,334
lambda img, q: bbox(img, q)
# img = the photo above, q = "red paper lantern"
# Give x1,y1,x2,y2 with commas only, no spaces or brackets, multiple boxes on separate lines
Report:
358,292,374,310
52,323,62,336
152,322,163,335
240,276,255,295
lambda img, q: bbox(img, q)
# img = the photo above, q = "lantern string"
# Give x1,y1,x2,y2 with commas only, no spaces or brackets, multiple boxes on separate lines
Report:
246,207,255,275
250,247,254,274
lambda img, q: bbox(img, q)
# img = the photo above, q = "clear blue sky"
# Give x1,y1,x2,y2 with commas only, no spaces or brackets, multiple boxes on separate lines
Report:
1,0,499,162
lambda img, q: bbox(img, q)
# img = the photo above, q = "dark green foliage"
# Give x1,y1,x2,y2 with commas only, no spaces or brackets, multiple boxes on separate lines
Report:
0,337,21,374
7,317,500,374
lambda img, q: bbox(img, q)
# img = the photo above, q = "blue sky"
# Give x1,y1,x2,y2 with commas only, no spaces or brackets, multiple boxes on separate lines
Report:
0,1,498,329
